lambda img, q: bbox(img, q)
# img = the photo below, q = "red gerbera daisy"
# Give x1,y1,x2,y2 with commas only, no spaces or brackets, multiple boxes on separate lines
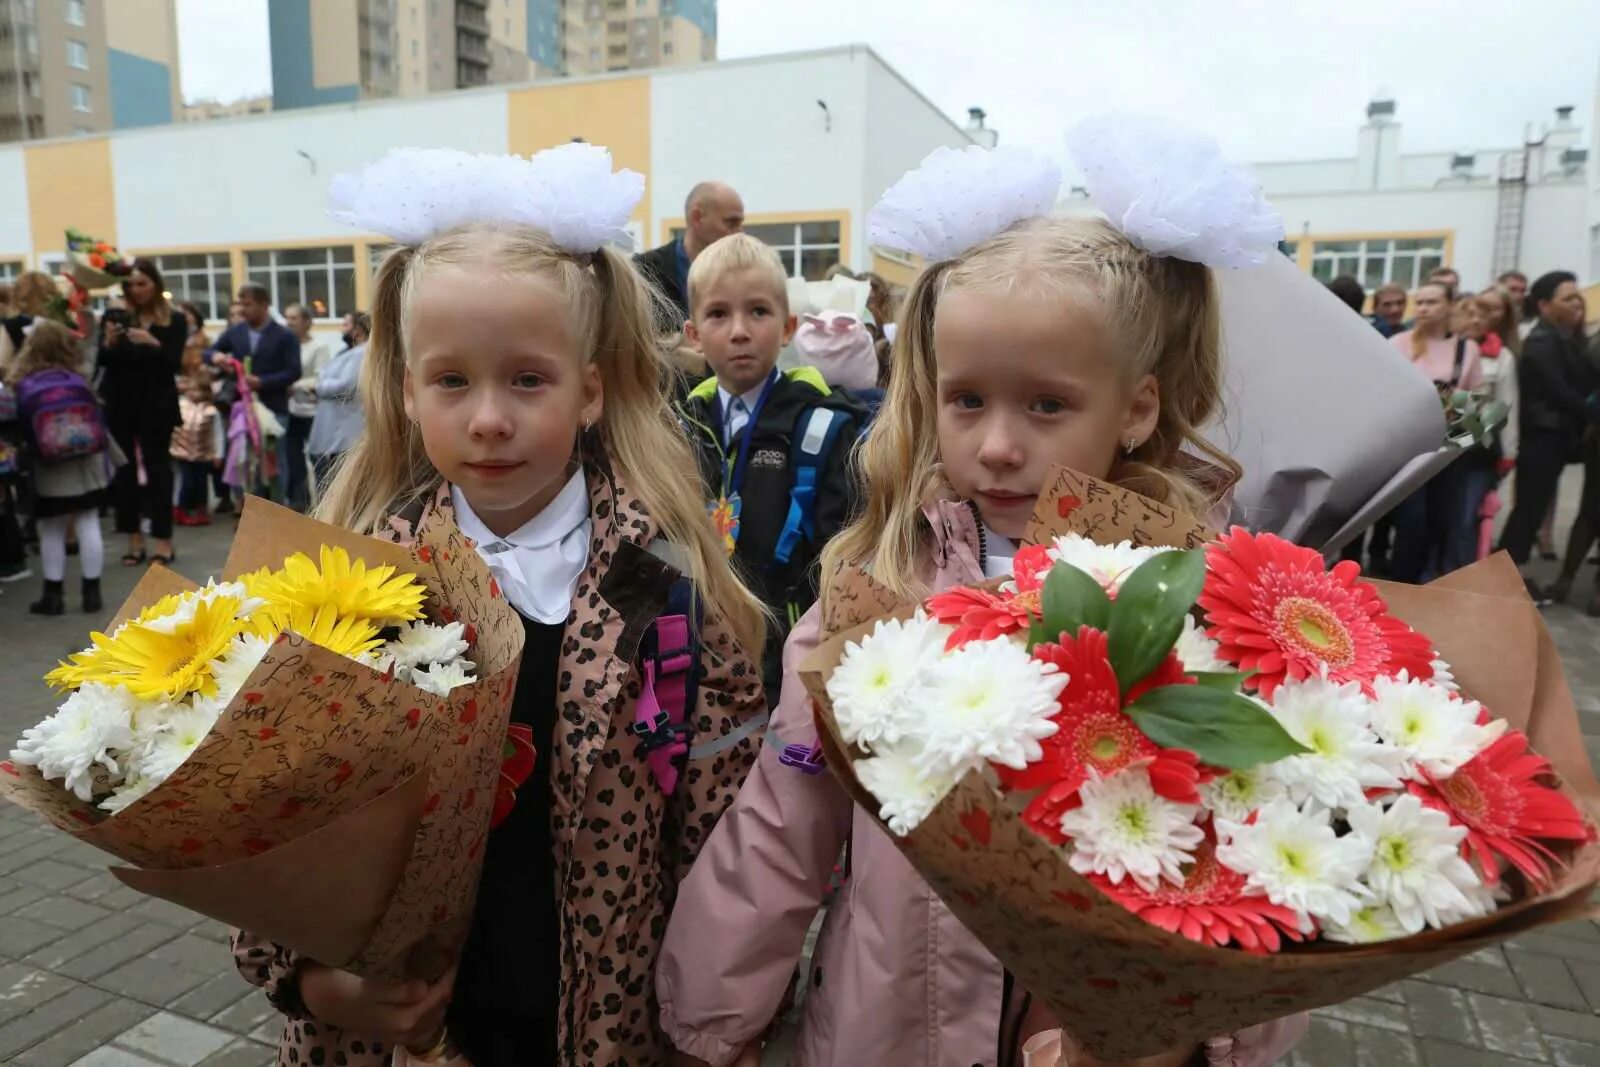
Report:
1012,543,1054,594
1199,528,1434,701
1410,728,1592,890
996,626,1209,843
1090,829,1308,954
925,585,1039,650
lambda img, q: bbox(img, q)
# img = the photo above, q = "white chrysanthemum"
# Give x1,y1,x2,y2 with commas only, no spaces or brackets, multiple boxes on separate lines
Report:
122,701,221,787
207,633,272,709
98,771,159,815
1347,795,1489,934
1266,675,1404,810
133,580,263,636
1321,903,1411,945
866,144,1062,261
1370,674,1505,780
826,613,950,748
385,620,470,672
1199,764,1289,824
916,638,1065,775
1060,768,1204,892
1175,614,1229,675
1045,534,1161,596
1429,656,1458,693
409,659,476,697
1215,798,1374,927
856,744,959,836
11,683,138,801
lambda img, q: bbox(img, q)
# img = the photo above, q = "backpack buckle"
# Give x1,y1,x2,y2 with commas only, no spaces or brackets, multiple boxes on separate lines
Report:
779,742,826,775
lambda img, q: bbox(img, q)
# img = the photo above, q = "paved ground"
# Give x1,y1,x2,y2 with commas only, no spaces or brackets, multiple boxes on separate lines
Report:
0,480,1599,1066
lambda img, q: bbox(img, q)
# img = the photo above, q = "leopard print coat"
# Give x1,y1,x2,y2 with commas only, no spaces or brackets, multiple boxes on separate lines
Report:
232,457,768,1066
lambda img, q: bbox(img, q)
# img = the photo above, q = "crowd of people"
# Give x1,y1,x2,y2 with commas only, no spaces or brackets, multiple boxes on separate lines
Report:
0,130,1594,1067
1328,263,1600,613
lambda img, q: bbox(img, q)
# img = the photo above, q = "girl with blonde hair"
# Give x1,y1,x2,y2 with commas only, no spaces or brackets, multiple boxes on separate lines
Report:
231,145,769,1067
659,124,1305,1067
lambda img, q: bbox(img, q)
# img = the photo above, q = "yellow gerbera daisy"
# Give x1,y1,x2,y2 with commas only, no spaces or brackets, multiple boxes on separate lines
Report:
252,546,427,630
45,594,252,701
270,602,385,660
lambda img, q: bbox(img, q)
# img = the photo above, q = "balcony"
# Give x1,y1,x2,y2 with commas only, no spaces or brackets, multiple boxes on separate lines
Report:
456,1,489,36
456,32,490,65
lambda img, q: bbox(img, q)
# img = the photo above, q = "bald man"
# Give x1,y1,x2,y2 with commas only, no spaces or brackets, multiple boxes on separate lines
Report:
636,181,746,322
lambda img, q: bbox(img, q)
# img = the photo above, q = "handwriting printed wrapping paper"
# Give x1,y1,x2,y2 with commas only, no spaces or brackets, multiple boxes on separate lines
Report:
0,496,525,982
801,467,1600,1060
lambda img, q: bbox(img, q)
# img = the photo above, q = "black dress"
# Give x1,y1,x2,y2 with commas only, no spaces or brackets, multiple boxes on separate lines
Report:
99,314,186,540
448,615,564,1065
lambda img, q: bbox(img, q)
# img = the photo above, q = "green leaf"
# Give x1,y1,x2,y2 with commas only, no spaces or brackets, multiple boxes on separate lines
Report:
1106,548,1206,695
1026,617,1051,652
1040,562,1111,641
1125,685,1311,770
1188,670,1254,692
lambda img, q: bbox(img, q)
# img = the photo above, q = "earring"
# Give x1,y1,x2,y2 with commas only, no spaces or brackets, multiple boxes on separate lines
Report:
1125,436,1139,455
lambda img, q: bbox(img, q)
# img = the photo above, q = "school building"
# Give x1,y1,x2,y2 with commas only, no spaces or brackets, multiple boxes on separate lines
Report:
0,44,974,325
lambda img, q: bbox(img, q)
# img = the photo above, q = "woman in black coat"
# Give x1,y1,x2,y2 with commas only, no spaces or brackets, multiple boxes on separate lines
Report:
99,258,185,565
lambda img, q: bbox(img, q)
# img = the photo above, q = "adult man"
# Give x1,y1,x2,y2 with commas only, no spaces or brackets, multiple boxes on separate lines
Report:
207,284,300,499
1369,283,1407,338
1497,270,1529,308
1428,266,1460,299
636,181,745,322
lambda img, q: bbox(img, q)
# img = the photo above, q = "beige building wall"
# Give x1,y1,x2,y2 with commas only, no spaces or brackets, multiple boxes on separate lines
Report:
396,0,457,96
102,0,183,120
38,0,112,137
310,0,361,93
487,0,528,85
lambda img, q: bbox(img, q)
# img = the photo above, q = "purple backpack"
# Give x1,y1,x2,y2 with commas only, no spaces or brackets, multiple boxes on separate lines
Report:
16,368,107,462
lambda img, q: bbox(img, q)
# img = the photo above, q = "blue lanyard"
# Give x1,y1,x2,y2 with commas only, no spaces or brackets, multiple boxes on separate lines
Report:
719,370,780,500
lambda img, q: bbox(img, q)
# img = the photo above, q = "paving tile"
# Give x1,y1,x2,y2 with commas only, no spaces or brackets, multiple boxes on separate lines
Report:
54,925,178,983
150,934,232,975
126,898,203,930
1508,949,1591,1011
12,861,100,893
1536,1005,1600,1046
1420,1038,1546,1066
1568,959,1600,1012
25,914,143,971
12,897,115,933
92,956,213,1007
1513,931,1600,966
1467,992,1548,1060
0,964,76,1025
168,975,256,1024
1366,982,1407,1005
0,882,51,916
0,836,74,877
63,874,146,911
1426,957,1527,998
67,1050,167,1067
9,997,155,1067
1352,1023,1421,1067
113,1011,233,1064
1316,995,1410,1033
1295,1015,1354,1067
0,985,112,1060
1546,1035,1600,1067
196,1041,275,1067
1402,979,1479,1044
205,990,274,1037
0,917,66,957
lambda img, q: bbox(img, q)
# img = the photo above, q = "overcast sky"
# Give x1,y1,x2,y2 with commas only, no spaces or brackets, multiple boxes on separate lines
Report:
178,0,1599,163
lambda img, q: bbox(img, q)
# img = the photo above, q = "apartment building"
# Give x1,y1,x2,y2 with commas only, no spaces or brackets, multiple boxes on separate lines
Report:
0,0,181,143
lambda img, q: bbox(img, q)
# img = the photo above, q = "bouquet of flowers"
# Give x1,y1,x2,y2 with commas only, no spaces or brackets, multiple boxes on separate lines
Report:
802,468,1600,1059
64,228,131,289
0,497,526,985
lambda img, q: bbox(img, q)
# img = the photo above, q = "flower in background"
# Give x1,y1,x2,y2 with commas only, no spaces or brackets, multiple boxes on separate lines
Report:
1411,729,1592,889
207,633,273,709
1369,674,1503,780
1011,543,1054,593
925,586,1036,650
998,627,1205,843
1044,534,1160,596
247,545,427,631
1091,829,1309,952
856,744,958,836
1215,798,1374,928
1346,795,1489,933
45,593,253,702
1175,614,1228,675
916,637,1065,775
411,660,476,697
827,613,951,748
387,620,470,672
1265,674,1404,810
1200,530,1434,701
1060,768,1205,892
1200,765,1288,825
1321,903,1411,945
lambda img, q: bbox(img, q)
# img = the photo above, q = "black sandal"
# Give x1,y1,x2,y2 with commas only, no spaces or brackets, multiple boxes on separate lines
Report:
121,550,147,566
152,550,177,566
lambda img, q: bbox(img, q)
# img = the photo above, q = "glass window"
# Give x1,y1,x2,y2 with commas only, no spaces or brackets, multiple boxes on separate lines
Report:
70,83,90,112
66,0,86,26
745,220,843,281
1308,235,1448,291
66,39,88,70
1279,240,1299,260
0,261,20,283
150,252,234,321
244,246,356,320
663,40,673,54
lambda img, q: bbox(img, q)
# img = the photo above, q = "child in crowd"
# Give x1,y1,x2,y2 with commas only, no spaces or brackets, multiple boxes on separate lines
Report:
230,144,769,1067
8,319,113,615
659,132,1307,1067
791,309,885,416
170,373,222,526
678,235,865,704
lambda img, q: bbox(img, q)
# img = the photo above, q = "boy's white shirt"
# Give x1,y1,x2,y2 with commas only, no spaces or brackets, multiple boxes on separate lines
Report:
983,525,1016,580
452,469,592,624
716,380,771,446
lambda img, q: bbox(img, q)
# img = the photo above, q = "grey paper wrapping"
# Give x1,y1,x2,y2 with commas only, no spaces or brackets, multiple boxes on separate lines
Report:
1211,255,1447,550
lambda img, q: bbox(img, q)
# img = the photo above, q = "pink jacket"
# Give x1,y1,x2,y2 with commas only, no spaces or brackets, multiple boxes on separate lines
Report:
658,497,1308,1067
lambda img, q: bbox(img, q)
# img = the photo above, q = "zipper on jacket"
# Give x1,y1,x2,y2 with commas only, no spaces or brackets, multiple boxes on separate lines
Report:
679,409,735,497
964,498,989,574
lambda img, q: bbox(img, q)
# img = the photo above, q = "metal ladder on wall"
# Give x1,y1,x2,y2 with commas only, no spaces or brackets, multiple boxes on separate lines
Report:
1492,148,1530,277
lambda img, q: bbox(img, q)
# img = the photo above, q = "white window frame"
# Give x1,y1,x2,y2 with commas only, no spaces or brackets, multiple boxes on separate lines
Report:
747,220,843,280
65,0,86,26
244,246,357,321
0,260,21,283
66,38,88,70
149,252,235,322
69,82,91,112
1308,235,1447,291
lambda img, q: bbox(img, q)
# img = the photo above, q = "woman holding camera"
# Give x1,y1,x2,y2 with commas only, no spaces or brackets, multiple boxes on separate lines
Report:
99,258,185,565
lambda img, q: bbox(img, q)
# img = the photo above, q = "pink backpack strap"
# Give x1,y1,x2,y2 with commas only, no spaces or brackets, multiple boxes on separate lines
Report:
631,612,693,795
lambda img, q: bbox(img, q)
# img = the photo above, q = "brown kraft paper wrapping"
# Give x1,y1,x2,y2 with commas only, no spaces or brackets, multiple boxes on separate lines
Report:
0,496,526,981
798,468,1600,1060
